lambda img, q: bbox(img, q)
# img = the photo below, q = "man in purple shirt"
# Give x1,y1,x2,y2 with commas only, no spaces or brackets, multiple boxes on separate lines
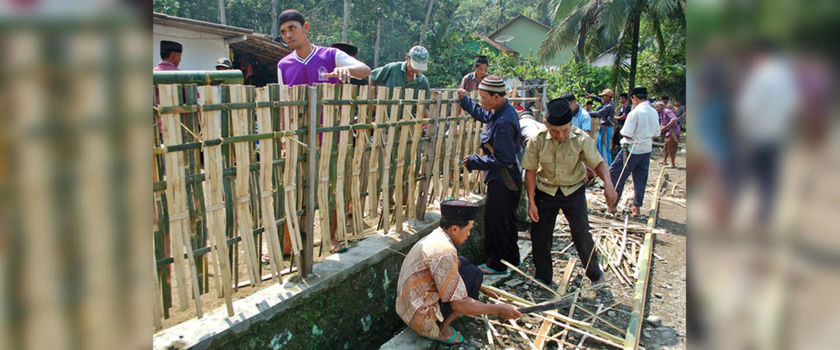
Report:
276,9,370,86
154,40,181,71
655,101,680,167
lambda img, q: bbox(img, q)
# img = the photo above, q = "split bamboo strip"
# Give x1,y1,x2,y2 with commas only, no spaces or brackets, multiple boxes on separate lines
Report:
450,117,464,198
623,167,665,350
558,257,577,293
317,85,336,256
613,215,629,266
230,85,261,287
281,85,304,271
533,313,626,349
159,84,203,316
334,85,353,243
533,315,554,349
406,89,426,226
475,317,589,350
350,86,372,238
199,86,234,316
439,97,456,201
469,113,483,193
509,319,538,350
560,287,580,346
415,92,442,220
500,260,561,298
152,252,164,329
392,88,414,232
255,87,285,282
380,87,401,232
366,87,387,218
430,91,449,202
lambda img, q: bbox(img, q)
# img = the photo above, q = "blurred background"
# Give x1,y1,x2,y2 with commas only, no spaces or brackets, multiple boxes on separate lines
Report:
688,0,840,349
0,0,838,349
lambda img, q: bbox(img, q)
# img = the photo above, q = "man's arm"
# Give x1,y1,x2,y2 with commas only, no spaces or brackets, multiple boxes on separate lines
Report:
464,122,517,171
525,169,539,222
450,297,521,319
457,88,494,123
326,50,372,83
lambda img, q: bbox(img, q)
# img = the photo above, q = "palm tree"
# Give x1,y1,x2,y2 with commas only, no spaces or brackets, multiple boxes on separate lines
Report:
538,0,684,92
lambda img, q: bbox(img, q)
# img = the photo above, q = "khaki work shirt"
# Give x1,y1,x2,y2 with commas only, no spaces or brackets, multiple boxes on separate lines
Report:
522,127,604,196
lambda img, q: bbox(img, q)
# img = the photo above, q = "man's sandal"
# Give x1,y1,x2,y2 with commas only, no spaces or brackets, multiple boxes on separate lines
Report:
423,326,464,345
478,263,507,275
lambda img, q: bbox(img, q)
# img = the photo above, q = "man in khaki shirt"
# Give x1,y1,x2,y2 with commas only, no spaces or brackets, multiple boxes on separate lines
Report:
522,98,618,285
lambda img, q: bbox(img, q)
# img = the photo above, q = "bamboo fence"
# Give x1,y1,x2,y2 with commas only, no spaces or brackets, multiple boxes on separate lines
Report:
152,83,540,327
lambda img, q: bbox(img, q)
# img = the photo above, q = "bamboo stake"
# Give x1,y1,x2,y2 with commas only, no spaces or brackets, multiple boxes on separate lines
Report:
439,95,456,201
469,115,483,193
415,91,441,220
406,89,426,226
159,84,203,316
199,86,235,316
366,87,387,218
380,87,401,232
350,86,371,239
430,91,449,202
152,251,164,329
334,85,353,243
623,167,665,350
450,117,464,198
317,85,336,255
254,87,286,283
558,257,577,293
230,85,261,288
533,315,554,349
613,215,629,266
281,85,304,272
392,88,414,232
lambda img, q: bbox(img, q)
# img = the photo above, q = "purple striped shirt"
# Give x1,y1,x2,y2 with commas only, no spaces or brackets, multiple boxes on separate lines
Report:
277,46,340,86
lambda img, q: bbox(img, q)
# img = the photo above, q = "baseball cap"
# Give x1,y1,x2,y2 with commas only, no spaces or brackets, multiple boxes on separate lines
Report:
215,57,232,69
407,46,429,71
599,88,614,97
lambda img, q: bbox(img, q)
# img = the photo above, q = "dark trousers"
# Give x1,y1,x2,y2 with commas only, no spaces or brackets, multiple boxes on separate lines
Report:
440,256,483,320
609,151,651,208
484,180,521,271
529,187,602,283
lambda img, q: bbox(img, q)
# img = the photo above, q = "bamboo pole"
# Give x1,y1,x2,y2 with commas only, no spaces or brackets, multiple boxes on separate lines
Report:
334,84,353,243
230,85,261,287
199,86,235,316
439,95,456,201
366,87,387,218
380,87,401,232
392,88,414,232
255,87,285,283
303,85,318,275
450,117,464,198
623,167,665,350
159,84,203,317
317,85,336,256
415,91,441,220
281,85,304,272
152,70,244,85
406,89,426,226
430,91,449,203
350,86,371,238
469,115,483,193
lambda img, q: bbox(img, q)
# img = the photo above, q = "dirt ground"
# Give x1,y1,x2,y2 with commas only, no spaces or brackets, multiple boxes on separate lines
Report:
444,141,687,350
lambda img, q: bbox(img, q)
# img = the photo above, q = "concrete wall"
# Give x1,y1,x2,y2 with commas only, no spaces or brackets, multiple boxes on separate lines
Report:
153,25,230,71
153,195,488,349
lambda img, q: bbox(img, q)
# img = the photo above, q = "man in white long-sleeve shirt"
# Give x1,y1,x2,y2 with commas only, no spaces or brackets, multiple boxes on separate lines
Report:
608,86,661,216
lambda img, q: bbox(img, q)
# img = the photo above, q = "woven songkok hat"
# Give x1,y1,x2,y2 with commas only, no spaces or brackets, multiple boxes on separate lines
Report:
478,75,506,93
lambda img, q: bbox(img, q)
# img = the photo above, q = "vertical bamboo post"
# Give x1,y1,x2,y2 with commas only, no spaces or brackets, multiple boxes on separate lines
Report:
230,85,261,287
316,85,335,256
450,116,464,199
392,88,414,232
380,87,401,233
199,86,235,316
159,84,203,317
415,91,441,221
439,94,457,201
350,86,371,238
406,89,426,226
430,91,450,202
255,87,285,282
366,87,387,218
281,85,304,272
334,84,353,244
303,85,318,275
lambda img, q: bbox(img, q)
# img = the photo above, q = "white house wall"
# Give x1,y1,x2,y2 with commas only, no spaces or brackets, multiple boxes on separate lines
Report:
153,24,229,71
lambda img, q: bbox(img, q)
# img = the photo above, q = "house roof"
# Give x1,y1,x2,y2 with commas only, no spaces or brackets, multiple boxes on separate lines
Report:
153,12,291,63
475,34,516,53
488,14,551,39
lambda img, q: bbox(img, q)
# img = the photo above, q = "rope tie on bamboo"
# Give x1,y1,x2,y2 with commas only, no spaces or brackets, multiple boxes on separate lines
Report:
237,196,250,203
206,203,225,212
260,190,273,198
170,211,190,221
